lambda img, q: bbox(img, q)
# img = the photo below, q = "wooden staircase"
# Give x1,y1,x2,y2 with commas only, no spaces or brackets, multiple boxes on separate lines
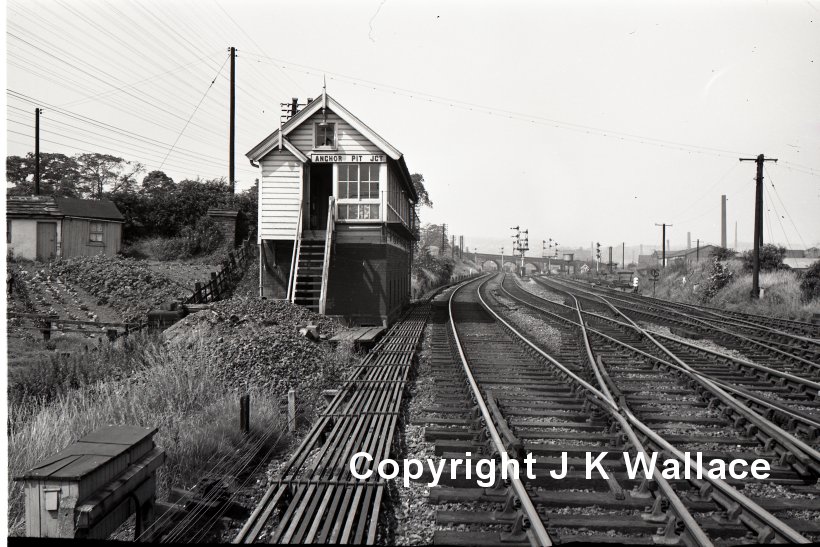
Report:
293,236,326,312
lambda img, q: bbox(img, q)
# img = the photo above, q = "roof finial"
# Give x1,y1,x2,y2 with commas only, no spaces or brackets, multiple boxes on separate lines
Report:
322,75,327,110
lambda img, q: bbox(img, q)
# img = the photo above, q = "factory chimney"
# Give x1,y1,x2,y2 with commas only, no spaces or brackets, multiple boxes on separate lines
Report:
721,195,727,248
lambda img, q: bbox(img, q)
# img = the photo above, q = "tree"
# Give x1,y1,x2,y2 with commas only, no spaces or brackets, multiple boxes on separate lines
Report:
6,153,82,197
76,153,129,198
141,170,175,196
741,244,788,272
411,173,432,208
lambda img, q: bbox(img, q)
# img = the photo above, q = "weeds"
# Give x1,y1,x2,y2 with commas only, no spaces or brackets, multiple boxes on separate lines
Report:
7,336,285,537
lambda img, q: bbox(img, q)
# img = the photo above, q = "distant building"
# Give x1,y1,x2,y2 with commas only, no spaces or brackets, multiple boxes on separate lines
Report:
7,195,124,261
638,245,723,267
783,257,819,271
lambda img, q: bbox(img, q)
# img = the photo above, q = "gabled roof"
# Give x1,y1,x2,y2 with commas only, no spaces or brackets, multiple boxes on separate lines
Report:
247,93,417,202
6,195,124,221
6,195,62,217
54,197,124,221
247,94,402,162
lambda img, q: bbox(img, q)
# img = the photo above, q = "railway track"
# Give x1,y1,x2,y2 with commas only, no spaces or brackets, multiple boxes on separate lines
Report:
234,272,820,545
508,276,820,440
419,274,819,545
234,303,430,544
553,277,820,366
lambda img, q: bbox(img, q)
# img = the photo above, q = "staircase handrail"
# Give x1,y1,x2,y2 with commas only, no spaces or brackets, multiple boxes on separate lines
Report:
318,196,336,314
287,204,303,302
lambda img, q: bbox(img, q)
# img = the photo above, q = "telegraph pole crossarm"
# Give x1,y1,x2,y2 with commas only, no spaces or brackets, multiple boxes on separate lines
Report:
739,154,778,299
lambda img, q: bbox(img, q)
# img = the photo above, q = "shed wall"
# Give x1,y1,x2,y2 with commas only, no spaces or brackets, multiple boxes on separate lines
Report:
8,218,62,260
61,218,122,257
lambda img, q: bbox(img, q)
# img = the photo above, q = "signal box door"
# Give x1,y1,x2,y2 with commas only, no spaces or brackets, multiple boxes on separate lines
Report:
36,222,57,261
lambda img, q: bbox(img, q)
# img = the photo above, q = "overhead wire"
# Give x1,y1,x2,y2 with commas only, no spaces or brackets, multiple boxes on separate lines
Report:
763,182,792,250
764,165,810,250
160,52,230,169
5,96,256,177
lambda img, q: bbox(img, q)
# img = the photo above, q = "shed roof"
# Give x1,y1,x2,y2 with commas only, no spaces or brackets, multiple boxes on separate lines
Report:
6,195,63,218
7,195,124,221
55,197,124,221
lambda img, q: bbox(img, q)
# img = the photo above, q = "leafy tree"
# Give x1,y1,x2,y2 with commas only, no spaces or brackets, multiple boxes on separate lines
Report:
141,170,175,196
411,173,432,208
76,153,132,198
709,246,735,261
6,153,82,197
741,244,788,272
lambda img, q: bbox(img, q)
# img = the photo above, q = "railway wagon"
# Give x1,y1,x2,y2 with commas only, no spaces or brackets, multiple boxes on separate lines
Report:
246,90,418,326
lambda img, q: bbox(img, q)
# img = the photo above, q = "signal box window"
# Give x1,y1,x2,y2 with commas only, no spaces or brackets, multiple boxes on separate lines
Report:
338,164,380,220
314,123,336,149
89,222,104,242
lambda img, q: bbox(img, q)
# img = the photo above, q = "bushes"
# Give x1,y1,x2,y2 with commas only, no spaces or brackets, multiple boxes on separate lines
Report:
700,258,735,301
148,216,225,261
741,244,788,272
800,260,820,302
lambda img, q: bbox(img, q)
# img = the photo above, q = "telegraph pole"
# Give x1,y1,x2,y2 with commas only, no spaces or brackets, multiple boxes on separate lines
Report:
696,239,700,262
739,154,777,298
229,46,236,194
34,108,42,195
655,223,672,268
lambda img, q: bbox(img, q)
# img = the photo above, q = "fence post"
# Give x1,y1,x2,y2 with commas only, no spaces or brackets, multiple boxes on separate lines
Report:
210,272,218,300
288,389,296,432
194,282,202,304
42,319,51,341
106,329,117,342
239,394,250,434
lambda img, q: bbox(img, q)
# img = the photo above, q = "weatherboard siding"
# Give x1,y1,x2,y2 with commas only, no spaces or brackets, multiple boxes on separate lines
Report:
61,218,121,257
287,109,383,156
259,151,303,241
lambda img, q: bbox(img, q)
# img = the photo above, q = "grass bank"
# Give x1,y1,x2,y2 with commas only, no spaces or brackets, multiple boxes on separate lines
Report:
7,336,284,536
640,260,820,320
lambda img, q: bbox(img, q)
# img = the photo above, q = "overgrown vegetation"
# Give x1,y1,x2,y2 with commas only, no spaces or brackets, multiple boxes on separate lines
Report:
7,335,285,537
640,256,819,320
800,261,820,302
146,216,226,261
741,244,788,272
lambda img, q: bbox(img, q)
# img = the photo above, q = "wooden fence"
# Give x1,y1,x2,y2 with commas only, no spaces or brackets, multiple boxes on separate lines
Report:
7,312,145,341
186,234,254,304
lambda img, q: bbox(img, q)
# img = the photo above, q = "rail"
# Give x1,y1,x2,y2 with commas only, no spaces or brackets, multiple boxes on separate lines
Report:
504,276,820,443
287,206,303,303
319,197,336,314
481,274,811,543
448,276,553,546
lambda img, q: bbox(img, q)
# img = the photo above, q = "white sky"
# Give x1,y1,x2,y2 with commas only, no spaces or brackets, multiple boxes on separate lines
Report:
4,0,819,252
